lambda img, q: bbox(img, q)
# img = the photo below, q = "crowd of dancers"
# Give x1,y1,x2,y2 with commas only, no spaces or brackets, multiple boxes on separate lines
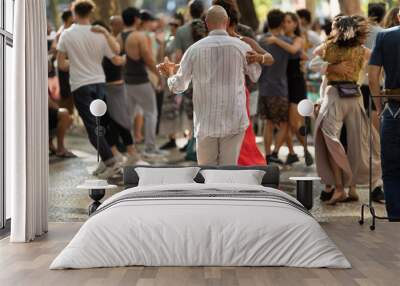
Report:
47,0,400,220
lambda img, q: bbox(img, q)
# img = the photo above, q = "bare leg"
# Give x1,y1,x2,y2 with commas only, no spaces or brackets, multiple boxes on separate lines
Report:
289,103,306,149
126,145,138,156
56,109,73,154
325,185,334,192
286,130,295,155
273,122,288,154
348,185,359,200
134,114,144,143
263,120,274,156
49,138,56,153
111,146,122,157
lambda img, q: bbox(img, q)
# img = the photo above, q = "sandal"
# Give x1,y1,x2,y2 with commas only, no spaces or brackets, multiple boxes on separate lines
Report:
344,192,359,202
344,187,360,202
326,190,348,205
344,196,359,202
56,150,77,158
320,188,335,202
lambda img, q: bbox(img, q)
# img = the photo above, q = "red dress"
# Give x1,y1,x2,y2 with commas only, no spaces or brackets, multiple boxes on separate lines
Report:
238,88,267,166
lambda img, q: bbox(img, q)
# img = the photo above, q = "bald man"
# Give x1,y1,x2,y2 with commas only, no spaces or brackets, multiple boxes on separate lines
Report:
158,5,262,166
110,15,124,37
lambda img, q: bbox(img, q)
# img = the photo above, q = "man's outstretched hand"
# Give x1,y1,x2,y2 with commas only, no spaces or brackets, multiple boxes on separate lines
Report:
157,57,179,77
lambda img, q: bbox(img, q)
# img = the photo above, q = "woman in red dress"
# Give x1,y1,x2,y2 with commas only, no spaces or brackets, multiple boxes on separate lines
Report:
212,0,273,166
238,87,267,165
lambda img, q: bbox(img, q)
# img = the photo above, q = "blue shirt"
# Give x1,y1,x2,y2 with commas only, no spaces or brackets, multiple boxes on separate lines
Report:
258,33,292,97
369,26,400,89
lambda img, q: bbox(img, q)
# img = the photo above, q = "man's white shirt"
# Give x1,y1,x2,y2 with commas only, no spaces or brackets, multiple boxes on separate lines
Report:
57,24,115,91
168,29,261,139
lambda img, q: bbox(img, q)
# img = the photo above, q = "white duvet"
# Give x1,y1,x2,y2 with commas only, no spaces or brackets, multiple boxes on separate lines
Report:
50,183,351,269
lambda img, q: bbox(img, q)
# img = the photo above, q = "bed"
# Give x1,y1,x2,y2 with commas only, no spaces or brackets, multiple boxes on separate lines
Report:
50,165,350,269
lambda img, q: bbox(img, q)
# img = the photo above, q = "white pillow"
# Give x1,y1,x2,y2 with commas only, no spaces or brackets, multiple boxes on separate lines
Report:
200,169,266,185
136,167,201,186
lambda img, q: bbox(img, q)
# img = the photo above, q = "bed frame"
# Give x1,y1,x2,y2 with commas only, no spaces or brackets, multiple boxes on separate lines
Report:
123,165,280,189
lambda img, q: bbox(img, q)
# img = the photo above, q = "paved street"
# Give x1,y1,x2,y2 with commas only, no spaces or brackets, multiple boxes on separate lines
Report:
49,127,386,224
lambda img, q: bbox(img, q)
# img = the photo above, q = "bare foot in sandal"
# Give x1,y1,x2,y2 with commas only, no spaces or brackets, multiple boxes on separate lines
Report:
56,149,77,158
345,186,359,202
327,187,348,205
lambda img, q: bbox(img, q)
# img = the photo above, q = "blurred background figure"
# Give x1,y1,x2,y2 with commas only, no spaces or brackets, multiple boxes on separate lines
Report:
43,0,400,214
57,10,75,115
109,15,124,36
384,6,400,28
48,92,75,158
296,8,321,61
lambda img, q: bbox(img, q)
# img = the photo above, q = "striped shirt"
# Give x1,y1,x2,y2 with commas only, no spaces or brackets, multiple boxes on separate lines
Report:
168,30,261,139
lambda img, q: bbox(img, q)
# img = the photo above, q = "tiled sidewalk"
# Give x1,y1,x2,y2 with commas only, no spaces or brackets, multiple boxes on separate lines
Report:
49,133,386,223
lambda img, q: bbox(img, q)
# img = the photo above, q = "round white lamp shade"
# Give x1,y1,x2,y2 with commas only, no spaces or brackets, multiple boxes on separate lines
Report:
90,99,107,117
297,99,314,117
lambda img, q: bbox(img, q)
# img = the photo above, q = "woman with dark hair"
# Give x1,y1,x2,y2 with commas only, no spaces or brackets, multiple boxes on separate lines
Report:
313,15,382,205
212,0,274,166
266,12,313,166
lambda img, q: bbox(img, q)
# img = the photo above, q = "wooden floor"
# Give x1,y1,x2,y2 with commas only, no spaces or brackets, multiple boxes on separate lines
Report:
0,222,399,286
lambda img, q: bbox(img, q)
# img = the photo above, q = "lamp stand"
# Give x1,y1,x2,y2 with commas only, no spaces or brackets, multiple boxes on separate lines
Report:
359,94,400,230
96,116,100,163
304,117,308,159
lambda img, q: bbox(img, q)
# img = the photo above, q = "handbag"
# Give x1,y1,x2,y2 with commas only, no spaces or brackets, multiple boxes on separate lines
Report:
334,83,361,98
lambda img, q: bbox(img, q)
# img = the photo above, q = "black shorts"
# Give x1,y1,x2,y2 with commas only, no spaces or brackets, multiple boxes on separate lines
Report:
361,84,376,112
58,69,72,99
49,108,58,131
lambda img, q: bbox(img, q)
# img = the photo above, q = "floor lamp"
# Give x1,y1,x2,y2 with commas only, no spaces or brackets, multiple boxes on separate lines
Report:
89,99,107,162
78,99,111,215
289,99,320,210
297,99,314,156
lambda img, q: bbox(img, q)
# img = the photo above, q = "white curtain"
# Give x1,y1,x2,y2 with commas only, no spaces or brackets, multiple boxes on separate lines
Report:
6,0,48,242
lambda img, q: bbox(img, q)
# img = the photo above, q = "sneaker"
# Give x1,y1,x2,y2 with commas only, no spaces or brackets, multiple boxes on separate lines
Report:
371,186,385,203
160,139,177,150
143,148,170,158
266,152,283,165
124,153,141,166
97,163,122,179
114,153,126,164
286,153,300,165
92,161,106,176
305,150,314,166
136,159,150,166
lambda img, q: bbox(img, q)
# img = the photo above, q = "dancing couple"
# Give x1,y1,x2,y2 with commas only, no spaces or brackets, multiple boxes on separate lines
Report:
158,5,273,166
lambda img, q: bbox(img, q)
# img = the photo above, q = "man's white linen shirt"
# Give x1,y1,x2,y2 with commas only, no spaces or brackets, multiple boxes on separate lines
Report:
168,30,261,139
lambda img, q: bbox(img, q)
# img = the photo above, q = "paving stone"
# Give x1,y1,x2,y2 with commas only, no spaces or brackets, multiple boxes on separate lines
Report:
49,132,386,222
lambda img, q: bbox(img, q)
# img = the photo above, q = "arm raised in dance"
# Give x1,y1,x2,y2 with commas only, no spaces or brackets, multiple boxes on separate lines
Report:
161,50,193,94
241,36,274,66
266,35,304,55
